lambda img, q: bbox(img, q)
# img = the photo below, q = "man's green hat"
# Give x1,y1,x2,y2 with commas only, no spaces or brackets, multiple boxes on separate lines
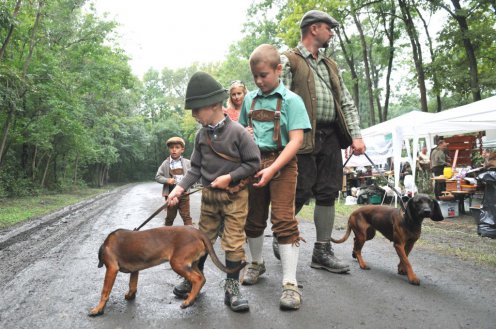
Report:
184,72,228,109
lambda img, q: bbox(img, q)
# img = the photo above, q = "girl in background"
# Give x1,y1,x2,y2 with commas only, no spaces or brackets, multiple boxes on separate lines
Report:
224,80,248,121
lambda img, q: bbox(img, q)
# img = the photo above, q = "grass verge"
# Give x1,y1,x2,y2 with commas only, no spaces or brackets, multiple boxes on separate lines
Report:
0,186,117,229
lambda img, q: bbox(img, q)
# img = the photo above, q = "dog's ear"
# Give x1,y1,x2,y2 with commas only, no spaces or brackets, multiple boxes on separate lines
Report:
430,199,444,221
405,197,418,222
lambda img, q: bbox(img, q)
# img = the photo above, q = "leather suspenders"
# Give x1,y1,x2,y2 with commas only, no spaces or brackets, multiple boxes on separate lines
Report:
248,95,283,150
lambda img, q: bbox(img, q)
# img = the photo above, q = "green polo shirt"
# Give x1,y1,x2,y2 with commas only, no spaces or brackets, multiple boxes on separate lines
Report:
239,81,311,152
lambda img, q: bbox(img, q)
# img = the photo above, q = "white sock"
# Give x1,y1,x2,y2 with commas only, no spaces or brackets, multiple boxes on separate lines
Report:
279,243,299,286
247,235,264,263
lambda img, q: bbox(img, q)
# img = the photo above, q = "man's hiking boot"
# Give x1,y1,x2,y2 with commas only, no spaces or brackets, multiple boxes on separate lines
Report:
310,242,350,273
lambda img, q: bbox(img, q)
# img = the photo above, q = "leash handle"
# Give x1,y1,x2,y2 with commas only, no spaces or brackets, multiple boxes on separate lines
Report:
343,152,379,171
133,187,203,231
343,152,406,210
342,153,353,168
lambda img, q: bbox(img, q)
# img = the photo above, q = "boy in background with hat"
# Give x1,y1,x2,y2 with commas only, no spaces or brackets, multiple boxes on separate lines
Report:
167,71,260,312
155,136,192,226
238,44,311,310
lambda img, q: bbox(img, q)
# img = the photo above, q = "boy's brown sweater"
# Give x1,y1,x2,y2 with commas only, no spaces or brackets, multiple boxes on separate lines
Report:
179,116,260,189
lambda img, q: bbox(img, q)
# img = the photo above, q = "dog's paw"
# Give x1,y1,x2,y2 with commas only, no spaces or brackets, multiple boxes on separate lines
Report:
88,308,104,317
125,292,136,300
409,278,420,285
181,301,192,309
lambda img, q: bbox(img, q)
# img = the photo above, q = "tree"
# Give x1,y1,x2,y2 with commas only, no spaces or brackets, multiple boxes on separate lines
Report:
398,0,429,112
429,0,484,101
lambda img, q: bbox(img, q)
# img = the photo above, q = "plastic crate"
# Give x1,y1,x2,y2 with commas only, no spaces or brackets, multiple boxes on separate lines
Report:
439,201,459,218
369,194,382,204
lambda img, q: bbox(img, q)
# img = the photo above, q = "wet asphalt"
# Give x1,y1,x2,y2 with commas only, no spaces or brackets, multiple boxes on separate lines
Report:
0,182,495,329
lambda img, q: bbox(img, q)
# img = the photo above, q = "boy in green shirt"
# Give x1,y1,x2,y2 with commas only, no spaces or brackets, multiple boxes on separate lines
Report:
238,44,311,310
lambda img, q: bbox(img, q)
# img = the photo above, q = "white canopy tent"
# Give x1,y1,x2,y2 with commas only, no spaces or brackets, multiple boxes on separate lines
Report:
344,95,496,196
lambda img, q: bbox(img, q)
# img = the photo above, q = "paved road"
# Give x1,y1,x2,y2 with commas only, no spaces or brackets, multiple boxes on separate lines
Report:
0,182,494,328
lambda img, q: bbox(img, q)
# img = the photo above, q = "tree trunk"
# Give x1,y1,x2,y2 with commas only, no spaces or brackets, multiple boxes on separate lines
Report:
0,0,22,61
0,107,14,167
32,145,38,180
353,12,376,125
73,153,79,183
22,0,44,75
376,0,397,121
98,164,108,187
370,55,383,122
416,5,442,112
40,153,52,188
450,0,481,101
337,29,360,110
398,0,429,112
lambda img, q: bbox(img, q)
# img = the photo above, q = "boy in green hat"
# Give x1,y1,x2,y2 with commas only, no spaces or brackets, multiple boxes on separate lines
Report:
238,44,311,310
167,71,260,312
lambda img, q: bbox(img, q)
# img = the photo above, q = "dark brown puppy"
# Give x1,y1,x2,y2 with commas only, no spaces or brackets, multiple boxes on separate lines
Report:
89,225,245,316
331,194,443,285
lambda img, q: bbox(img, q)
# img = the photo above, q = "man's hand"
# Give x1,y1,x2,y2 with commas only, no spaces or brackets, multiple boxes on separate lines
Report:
210,174,232,190
168,178,176,185
352,138,366,155
167,185,185,206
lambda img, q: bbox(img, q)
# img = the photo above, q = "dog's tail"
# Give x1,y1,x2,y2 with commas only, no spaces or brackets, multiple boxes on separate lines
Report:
97,244,104,268
330,223,352,244
199,233,247,274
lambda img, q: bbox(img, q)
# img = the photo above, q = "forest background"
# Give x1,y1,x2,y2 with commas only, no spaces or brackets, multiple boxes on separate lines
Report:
1,0,495,198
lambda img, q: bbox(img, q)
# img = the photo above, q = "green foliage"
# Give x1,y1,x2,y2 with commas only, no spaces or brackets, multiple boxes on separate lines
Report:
1,0,495,198
432,3,496,102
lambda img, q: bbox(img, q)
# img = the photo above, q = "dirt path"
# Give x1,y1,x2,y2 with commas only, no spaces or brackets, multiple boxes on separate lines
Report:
0,183,494,329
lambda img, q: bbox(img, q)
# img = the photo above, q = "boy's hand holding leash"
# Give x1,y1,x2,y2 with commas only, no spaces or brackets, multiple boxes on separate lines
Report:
245,126,254,138
211,174,232,190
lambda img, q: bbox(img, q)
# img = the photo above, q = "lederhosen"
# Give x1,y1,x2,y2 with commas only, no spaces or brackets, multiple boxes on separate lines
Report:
165,162,192,226
168,167,183,193
245,95,300,245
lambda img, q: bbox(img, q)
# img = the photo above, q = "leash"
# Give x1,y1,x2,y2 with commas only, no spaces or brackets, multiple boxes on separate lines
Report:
133,187,203,231
343,152,406,210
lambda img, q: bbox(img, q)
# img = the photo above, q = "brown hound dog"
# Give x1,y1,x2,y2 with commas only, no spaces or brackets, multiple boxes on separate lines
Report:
89,225,245,316
331,194,443,285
